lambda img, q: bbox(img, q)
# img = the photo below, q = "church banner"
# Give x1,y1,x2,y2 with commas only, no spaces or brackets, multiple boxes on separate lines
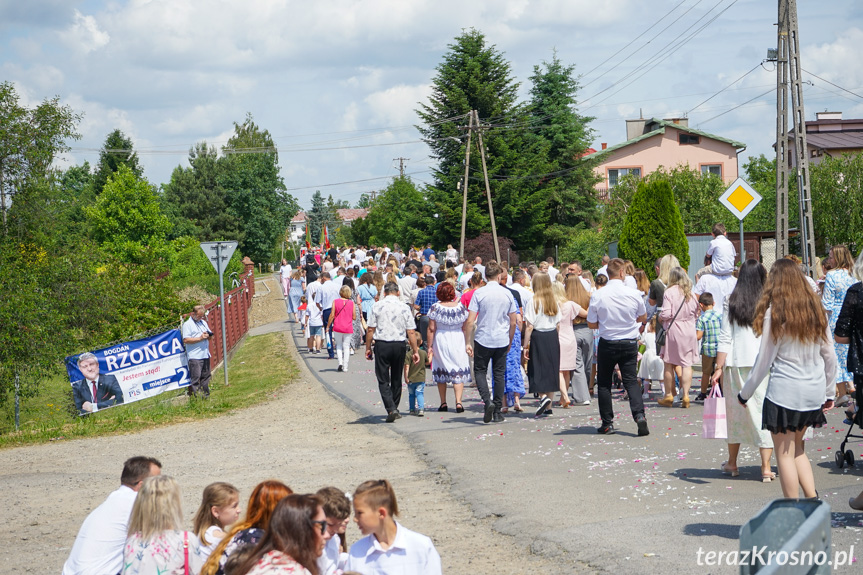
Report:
65,329,190,416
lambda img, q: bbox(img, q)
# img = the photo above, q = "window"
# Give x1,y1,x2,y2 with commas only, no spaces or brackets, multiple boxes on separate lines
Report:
608,167,641,187
679,133,700,145
701,164,722,177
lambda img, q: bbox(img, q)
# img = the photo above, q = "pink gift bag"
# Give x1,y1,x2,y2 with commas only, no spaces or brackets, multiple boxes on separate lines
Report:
702,384,727,439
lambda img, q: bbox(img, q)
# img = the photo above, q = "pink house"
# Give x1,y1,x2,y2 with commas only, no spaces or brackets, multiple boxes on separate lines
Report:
589,117,746,199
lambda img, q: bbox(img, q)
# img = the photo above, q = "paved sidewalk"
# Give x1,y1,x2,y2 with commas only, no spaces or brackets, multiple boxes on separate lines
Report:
260,315,863,573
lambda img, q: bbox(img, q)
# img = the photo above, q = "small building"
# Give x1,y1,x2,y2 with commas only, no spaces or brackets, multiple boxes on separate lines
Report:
788,111,863,166
289,208,368,243
588,117,746,200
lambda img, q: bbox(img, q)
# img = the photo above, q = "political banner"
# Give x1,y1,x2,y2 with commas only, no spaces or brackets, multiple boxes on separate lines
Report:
65,329,190,416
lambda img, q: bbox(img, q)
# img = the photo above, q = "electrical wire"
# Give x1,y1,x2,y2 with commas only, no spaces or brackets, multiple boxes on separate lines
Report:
697,87,775,126
801,68,863,101
684,62,764,116
283,170,432,192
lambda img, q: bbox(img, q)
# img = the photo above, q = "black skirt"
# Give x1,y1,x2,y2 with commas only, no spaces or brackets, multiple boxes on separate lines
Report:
762,397,827,434
528,329,560,394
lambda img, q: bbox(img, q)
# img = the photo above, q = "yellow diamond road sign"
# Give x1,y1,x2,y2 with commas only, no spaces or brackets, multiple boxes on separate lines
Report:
719,177,762,221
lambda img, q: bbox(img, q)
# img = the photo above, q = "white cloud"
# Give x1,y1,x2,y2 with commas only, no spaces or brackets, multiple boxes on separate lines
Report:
365,84,432,127
807,27,863,88
61,10,110,54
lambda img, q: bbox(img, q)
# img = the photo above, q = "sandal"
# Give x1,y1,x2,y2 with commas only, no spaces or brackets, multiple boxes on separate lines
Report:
720,462,739,477
455,403,464,413
558,400,571,409
762,472,777,483
513,405,523,412
438,403,448,412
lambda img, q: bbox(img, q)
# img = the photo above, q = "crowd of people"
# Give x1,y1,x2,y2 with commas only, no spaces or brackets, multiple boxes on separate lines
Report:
282,224,862,508
63,457,441,575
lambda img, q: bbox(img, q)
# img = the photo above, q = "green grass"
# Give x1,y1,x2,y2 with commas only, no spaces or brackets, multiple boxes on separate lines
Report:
0,332,298,448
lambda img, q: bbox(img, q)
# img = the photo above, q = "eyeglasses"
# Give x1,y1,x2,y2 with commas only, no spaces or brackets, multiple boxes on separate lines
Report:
311,520,327,535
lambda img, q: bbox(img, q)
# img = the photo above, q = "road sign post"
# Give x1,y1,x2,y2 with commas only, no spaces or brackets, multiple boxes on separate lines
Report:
200,241,238,389
719,178,762,265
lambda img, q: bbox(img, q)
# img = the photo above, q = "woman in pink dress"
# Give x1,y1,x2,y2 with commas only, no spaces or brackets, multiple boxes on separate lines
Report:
658,267,701,408
553,282,586,407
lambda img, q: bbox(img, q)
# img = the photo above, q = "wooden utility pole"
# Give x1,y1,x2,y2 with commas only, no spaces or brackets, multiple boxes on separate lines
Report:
474,110,502,263
393,157,409,178
774,0,816,272
459,112,473,258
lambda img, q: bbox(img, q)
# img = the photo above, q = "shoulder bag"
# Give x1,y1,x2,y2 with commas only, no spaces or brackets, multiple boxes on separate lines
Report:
655,299,686,355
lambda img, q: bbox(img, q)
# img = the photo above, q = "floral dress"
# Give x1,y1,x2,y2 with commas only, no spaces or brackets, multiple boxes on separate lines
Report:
823,268,857,383
245,550,311,575
123,530,205,575
215,527,264,575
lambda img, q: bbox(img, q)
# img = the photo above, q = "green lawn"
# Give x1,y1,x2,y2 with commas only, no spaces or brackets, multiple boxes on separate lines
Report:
0,332,297,448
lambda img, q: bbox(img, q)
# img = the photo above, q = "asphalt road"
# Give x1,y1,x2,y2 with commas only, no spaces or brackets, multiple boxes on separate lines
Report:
256,314,863,574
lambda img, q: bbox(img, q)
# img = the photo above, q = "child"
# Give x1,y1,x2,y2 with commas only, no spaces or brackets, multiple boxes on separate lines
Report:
193,482,241,560
695,292,722,401
346,480,441,574
298,296,312,351
308,292,324,353
637,315,665,399
405,342,429,416
316,486,351,575
707,223,736,276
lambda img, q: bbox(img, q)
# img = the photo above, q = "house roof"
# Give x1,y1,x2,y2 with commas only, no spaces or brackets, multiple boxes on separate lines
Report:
805,131,863,151
589,118,746,158
291,208,368,223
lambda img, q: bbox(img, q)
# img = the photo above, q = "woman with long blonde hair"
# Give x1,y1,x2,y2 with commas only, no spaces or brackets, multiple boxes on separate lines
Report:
739,259,837,498
657,267,700,407
566,276,593,404
554,282,588,408
124,476,205,574
523,272,561,416
822,244,857,406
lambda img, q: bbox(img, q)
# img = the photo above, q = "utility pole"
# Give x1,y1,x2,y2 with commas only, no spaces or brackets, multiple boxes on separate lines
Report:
774,0,816,272
474,110,502,263
459,112,474,258
393,157,409,178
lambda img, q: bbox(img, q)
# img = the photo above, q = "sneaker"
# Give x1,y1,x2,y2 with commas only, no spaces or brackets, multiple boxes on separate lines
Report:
337,365,343,372
535,396,552,417
597,423,616,434
417,409,425,417
579,400,591,406
409,409,418,416
635,415,650,437
492,411,505,423
349,348,355,355
483,402,495,423
544,409,553,415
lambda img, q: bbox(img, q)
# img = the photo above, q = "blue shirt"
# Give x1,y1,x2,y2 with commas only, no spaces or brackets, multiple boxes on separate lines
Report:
182,316,211,360
415,285,438,315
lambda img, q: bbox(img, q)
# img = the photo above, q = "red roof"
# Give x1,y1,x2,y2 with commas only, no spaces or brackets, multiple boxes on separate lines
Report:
291,209,368,223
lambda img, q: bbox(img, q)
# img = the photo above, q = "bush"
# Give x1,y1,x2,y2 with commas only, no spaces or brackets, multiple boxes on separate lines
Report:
462,233,517,265
166,236,244,296
618,180,689,277
560,227,608,272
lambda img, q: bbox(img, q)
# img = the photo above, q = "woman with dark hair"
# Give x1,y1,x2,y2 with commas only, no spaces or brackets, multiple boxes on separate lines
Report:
709,260,775,481
427,281,471,413
823,244,857,406
201,480,294,575
357,273,377,323
738,259,837,498
230,494,329,575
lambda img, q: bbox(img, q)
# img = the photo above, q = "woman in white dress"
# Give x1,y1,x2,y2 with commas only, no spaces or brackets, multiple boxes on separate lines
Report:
710,260,775,482
427,281,472,413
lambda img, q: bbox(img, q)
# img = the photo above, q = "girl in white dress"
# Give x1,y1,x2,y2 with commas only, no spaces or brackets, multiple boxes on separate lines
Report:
638,316,665,398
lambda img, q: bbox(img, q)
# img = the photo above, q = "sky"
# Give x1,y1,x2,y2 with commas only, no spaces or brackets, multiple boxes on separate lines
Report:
2,0,862,211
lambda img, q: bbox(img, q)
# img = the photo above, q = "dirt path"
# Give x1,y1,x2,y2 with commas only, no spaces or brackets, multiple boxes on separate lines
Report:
2,280,584,574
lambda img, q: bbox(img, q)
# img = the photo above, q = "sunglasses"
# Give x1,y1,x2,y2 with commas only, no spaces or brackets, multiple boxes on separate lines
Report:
311,520,327,535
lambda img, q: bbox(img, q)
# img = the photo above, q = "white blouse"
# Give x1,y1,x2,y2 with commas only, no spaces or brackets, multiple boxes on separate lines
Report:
740,309,838,411
524,300,561,332
716,300,761,367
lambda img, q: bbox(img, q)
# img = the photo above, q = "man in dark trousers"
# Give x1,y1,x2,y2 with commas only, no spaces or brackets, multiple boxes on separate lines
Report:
365,281,419,423
71,353,124,415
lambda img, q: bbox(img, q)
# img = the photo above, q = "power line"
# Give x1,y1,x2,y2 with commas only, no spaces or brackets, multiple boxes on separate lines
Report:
697,87,775,126
684,62,764,116
283,170,432,192
801,68,863,100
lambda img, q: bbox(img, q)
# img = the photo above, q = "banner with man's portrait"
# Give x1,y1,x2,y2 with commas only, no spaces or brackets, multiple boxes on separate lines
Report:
65,329,190,416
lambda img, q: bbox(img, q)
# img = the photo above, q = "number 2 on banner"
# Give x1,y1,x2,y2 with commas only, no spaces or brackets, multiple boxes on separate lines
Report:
176,366,189,384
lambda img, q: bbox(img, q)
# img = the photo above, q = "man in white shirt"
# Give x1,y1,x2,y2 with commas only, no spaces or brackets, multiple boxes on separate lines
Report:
466,262,517,424
458,263,474,292
546,257,558,281
182,305,213,398
473,256,486,280
510,269,533,312
587,258,649,437
694,272,737,312
596,255,610,278
62,456,162,575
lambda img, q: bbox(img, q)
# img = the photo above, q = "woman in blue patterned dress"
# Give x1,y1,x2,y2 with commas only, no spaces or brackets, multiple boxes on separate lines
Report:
823,245,858,406
502,274,525,413
427,282,471,413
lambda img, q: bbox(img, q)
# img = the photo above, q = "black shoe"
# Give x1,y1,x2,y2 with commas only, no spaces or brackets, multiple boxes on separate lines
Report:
544,409,553,415
337,365,343,372
438,403,448,412
492,411,505,423
386,411,400,423
597,423,616,434
636,415,649,436
695,392,707,401
535,396,552,416
483,402,495,423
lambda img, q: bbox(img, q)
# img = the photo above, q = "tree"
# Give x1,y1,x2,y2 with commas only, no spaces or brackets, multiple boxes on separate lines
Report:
355,193,374,209
361,176,429,248
0,81,81,236
306,191,328,244
93,129,142,196
811,153,863,253
86,165,171,262
618,180,689,275
162,142,242,241
417,28,542,248
527,53,601,246
218,114,299,264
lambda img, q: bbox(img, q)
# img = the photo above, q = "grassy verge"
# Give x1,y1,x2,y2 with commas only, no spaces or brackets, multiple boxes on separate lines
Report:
0,332,297,448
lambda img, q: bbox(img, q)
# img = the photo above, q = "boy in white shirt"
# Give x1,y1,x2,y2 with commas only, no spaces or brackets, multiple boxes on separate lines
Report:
707,222,736,276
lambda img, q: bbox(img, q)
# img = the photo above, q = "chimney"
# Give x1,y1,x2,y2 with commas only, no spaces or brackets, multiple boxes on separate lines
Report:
816,111,842,121
626,118,647,140
601,143,607,150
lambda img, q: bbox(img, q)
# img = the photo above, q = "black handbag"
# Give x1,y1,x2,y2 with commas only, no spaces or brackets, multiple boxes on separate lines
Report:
655,299,686,354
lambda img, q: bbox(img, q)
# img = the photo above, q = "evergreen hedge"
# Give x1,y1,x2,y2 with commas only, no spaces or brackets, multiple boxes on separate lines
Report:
618,180,689,277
